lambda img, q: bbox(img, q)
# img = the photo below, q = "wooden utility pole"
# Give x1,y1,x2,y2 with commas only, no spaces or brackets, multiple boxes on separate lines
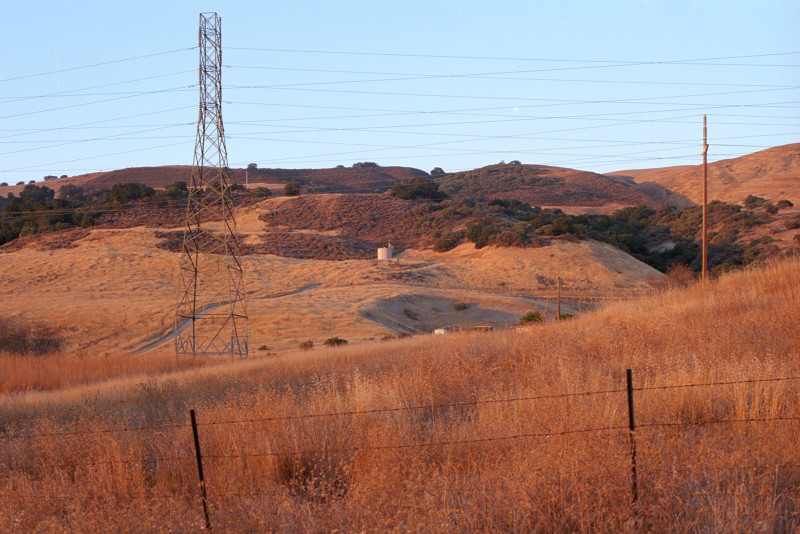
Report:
702,115,709,282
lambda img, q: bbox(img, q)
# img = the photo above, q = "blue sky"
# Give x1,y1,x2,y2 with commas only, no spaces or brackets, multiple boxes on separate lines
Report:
2,1,798,182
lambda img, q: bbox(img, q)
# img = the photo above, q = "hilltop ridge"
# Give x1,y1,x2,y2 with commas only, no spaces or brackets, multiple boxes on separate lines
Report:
613,143,800,206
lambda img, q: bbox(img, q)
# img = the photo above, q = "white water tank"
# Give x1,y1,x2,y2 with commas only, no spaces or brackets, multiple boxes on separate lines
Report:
377,243,394,260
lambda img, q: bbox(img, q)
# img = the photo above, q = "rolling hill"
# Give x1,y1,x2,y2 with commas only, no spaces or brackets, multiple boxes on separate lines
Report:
0,209,660,355
0,164,430,197
1,145,796,213
436,161,665,212
612,143,800,206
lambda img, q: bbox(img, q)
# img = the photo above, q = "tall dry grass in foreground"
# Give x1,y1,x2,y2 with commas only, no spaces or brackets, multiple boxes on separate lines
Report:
0,348,213,396
1,258,800,532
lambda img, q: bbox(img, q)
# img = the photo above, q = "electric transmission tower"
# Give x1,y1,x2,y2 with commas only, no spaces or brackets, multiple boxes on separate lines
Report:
175,12,247,357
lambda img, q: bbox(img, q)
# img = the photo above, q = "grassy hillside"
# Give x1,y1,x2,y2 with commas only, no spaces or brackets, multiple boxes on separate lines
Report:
1,258,798,531
437,161,660,209
0,210,659,360
0,164,429,198
614,143,800,206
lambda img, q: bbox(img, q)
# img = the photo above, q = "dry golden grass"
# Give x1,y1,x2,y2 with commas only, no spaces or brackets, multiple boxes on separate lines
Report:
0,348,209,395
1,257,799,531
0,221,657,358
617,143,800,206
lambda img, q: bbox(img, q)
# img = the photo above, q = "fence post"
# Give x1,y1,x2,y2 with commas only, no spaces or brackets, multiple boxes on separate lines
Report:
190,409,211,530
626,369,638,504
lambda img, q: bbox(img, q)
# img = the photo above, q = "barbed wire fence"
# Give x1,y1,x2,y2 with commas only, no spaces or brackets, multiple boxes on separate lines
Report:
1,371,799,529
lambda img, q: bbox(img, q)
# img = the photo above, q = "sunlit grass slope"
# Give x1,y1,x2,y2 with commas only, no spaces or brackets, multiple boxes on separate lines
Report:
1,257,799,531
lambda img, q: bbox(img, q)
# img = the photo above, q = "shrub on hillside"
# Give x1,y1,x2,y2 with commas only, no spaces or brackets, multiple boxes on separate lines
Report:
389,178,446,200
299,340,314,351
19,184,55,204
59,184,86,202
250,187,272,198
109,182,155,203
0,317,62,356
519,311,542,324
323,337,348,347
403,308,419,320
744,195,765,208
468,219,495,249
165,181,188,196
453,301,468,311
656,263,697,290
284,182,301,196
433,230,461,252
776,199,794,210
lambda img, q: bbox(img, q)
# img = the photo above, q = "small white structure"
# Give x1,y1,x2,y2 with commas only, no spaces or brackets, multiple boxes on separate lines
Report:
433,328,448,335
377,243,394,260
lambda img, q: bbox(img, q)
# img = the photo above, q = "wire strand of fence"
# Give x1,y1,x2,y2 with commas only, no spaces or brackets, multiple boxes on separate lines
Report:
0,454,194,473
3,376,798,443
648,462,800,474
635,375,800,392
0,421,187,441
638,415,800,430
195,387,628,428
203,424,630,460
0,491,191,502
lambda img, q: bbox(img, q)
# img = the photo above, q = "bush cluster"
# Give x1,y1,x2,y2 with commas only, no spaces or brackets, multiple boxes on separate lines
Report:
0,317,62,355
323,337,348,347
1,180,270,247
389,178,447,201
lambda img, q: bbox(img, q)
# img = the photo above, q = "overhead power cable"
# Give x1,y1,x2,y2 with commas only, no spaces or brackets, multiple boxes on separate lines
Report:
225,82,797,105
0,70,196,104
0,85,197,121
0,141,188,173
225,64,799,90
0,47,197,84
227,47,800,66
0,106,196,140
0,124,193,157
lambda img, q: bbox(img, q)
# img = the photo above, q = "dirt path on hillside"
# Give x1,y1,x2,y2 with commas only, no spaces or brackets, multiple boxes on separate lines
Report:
133,283,319,354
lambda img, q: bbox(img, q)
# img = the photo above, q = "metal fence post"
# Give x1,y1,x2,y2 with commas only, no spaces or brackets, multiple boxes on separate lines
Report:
190,409,211,529
626,369,638,504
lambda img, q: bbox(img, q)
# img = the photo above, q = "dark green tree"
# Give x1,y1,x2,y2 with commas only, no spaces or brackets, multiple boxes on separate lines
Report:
284,181,301,196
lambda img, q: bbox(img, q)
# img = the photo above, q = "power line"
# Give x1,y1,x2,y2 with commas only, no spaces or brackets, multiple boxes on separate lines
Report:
0,106,196,141
0,124,193,157
227,46,800,66
225,64,800,90
0,85,197,121
225,83,799,107
0,47,197,84
0,141,188,173
0,71,195,104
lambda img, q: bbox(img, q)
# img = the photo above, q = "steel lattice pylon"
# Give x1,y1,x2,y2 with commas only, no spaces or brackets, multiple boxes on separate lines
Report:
175,12,247,357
